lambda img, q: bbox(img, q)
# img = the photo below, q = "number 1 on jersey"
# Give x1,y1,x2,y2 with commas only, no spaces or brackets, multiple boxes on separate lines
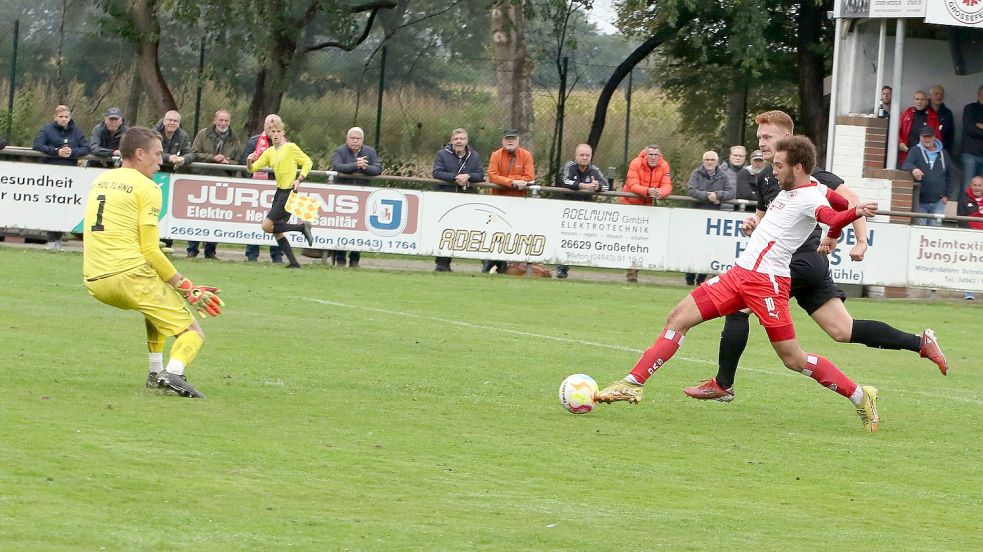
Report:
91,194,106,231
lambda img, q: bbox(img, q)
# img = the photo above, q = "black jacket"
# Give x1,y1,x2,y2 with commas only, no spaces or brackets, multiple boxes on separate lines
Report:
432,144,484,192
962,102,983,156
151,121,194,169
32,120,90,165
89,121,128,159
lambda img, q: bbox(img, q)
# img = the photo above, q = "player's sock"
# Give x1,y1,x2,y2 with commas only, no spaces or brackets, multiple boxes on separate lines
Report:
628,327,685,385
145,319,165,373
149,353,164,374
800,353,858,400
716,311,750,389
850,320,920,351
273,222,304,234
277,237,300,266
166,331,203,376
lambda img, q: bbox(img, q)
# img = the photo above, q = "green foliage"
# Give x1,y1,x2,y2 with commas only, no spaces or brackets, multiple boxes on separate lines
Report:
2,247,981,549
615,0,831,145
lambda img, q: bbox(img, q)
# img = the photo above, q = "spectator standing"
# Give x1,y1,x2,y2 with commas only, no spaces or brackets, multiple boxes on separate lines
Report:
929,85,955,152
431,128,485,272
245,119,314,268
877,85,892,118
555,144,609,279
330,126,382,268
957,176,983,300
188,109,243,259
153,110,194,248
621,145,672,283
32,104,91,250
735,149,765,209
685,151,735,286
484,129,535,273
718,145,747,196
88,107,127,166
897,91,941,168
960,86,983,196
902,126,957,227
241,114,284,263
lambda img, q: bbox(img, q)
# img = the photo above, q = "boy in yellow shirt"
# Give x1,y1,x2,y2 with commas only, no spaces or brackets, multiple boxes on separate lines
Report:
245,119,314,268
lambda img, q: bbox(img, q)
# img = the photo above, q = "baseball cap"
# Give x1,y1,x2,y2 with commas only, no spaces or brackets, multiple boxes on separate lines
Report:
918,126,935,137
105,107,124,119
750,150,764,160
503,129,519,138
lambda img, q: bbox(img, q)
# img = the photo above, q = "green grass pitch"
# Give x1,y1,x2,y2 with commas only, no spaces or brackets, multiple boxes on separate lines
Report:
1,246,981,550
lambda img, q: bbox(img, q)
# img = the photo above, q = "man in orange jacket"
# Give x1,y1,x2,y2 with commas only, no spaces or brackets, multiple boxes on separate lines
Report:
484,129,535,273
621,145,673,282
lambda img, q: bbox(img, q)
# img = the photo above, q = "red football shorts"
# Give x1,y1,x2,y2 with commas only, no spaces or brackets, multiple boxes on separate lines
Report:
690,265,795,342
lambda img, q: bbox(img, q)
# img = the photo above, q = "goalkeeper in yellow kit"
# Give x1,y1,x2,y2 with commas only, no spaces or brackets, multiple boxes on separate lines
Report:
83,127,223,398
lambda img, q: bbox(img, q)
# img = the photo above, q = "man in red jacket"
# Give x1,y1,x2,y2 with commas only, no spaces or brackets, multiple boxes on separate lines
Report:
898,90,941,167
621,145,673,282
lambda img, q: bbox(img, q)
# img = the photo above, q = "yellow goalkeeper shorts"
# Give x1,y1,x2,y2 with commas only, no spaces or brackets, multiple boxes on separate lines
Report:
85,264,194,336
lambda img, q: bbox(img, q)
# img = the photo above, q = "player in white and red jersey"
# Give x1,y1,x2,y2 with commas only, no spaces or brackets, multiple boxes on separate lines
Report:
596,136,882,432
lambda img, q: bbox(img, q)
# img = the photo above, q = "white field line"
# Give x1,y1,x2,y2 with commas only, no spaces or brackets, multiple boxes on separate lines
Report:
298,297,982,405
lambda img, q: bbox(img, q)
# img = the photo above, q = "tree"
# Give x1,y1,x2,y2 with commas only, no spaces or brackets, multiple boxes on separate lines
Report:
491,0,534,142
607,0,832,159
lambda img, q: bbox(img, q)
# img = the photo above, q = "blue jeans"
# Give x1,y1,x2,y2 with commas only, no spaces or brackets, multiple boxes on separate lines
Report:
961,152,983,194
914,200,944,226
245,244,283,262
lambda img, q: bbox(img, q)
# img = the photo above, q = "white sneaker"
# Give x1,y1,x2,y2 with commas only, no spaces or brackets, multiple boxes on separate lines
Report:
45,241,63,251
965,292,975,301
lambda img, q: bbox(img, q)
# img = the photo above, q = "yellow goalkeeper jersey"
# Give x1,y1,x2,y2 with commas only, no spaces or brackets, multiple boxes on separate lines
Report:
83,167,162,280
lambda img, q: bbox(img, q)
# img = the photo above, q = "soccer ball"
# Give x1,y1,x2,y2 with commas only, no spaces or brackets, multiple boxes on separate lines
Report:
559,374,599,414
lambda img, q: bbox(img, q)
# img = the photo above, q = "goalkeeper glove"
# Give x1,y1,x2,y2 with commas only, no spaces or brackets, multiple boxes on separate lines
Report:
174,278,225,318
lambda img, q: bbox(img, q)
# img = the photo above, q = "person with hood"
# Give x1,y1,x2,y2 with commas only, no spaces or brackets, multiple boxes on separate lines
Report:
957,176,983,300
621,145,672,282
89,107,127,166
33,104,91,250
431,128,485,272
685,150,735,285
621,145,672,205
902,125,957,226
897,90,941,167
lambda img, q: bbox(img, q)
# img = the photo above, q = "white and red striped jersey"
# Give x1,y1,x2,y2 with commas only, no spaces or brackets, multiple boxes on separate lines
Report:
737,180,856,277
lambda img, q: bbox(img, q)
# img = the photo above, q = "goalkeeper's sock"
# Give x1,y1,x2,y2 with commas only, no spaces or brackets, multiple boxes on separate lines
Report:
628,327,685,385
273,222,304,234
800,353,858,401
166,330,203,376
277,237,300,266
145,319,166,373
149,353,164,374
